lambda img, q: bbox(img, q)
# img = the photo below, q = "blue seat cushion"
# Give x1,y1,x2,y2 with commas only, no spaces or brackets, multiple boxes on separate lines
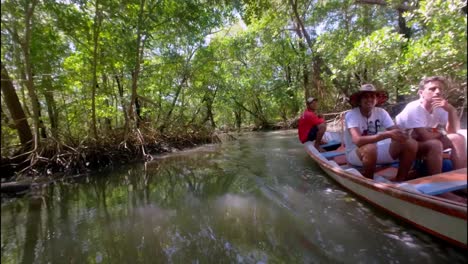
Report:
320,140,341,151
322,151,345,159
414,159,453,176
415,181,467,195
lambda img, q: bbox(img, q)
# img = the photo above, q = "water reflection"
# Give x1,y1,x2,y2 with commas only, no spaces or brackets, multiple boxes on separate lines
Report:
1,130,467,263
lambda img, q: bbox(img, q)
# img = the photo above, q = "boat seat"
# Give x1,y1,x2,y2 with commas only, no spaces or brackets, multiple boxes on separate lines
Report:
327,160,341,168
398,168,467,195
375,167,398,179
322,151,345,159
339,164,353,170
333,155,348,165
320,140,341,151
345,168,363,177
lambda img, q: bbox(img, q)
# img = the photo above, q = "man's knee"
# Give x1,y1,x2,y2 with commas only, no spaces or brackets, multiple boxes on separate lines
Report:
404,138,418,152
419,139,443,153
318,122,327,131
358,144,377,161
448,133,466,147
361,143,377,152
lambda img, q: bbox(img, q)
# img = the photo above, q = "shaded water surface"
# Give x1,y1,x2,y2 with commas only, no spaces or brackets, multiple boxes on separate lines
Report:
1,130,466,263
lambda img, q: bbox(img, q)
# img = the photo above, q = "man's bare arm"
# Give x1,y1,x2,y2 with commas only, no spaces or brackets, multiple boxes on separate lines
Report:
349,127,408,147
445,106,460,133
432,96,460,133
413,127,442,141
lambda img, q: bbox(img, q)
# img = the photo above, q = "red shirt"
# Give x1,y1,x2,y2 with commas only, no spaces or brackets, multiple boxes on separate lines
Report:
298,109,325,143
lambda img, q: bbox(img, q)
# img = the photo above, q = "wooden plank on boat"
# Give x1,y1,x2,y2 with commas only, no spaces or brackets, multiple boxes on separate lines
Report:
375,167,398,179
401,168,467,195
405,169,467,184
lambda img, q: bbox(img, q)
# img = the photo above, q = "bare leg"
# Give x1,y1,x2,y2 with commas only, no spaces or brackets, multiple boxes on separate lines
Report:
357,144,377,179
314,123,327,152
389,139,418,181
447,133,467,169
418,139,443,175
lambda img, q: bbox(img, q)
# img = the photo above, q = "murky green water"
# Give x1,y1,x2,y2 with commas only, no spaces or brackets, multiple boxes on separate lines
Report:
1,130,466,263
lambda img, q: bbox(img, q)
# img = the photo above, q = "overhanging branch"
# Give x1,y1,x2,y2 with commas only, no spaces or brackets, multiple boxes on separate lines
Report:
355,0,415,12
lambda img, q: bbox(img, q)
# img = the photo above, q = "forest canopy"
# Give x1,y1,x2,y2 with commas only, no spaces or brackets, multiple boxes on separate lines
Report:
1,0,466,171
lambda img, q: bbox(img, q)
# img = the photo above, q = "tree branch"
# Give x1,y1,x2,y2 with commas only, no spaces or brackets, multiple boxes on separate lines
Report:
355,0,415,12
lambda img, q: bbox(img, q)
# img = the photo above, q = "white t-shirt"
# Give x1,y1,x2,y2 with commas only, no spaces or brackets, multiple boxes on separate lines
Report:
344,107,395,153
395,100,448,129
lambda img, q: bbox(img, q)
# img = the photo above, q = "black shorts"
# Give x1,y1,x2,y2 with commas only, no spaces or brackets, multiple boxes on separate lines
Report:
307,125,319,142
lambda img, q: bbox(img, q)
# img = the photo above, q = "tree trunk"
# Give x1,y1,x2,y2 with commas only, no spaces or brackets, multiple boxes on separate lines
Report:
234,108,242,131
35,97,47,139
127,0,146,135
102,75,112,132
397,9,411,39
91,0,102,139
289,0,330,99
60,91,73,140
159,74,187,132
1,62,33,149
115,74,129,132
22,0,41,149
203,87,218,129
42,71,59,139
135,97,142,128
233,98,268,128
292,21,311,99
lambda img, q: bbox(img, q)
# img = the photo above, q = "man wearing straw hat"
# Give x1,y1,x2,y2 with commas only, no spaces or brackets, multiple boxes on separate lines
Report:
344,84,418,180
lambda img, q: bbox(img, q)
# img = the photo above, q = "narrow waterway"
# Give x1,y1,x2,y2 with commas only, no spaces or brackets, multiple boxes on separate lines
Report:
1,130,466,263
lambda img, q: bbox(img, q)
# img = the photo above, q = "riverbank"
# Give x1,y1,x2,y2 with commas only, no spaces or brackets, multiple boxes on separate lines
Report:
1,129,227,197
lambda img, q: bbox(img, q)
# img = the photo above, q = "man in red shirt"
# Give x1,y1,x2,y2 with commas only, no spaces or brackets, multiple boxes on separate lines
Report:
298,97,327,151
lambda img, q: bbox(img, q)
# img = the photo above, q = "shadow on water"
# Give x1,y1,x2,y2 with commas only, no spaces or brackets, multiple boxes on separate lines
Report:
21,198,42,264
1,130,467,263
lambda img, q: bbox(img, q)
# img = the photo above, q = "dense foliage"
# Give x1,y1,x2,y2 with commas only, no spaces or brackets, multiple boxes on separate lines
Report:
1,0,466,161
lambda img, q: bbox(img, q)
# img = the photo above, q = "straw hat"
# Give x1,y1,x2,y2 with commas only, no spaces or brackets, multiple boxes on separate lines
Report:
349,84,388,107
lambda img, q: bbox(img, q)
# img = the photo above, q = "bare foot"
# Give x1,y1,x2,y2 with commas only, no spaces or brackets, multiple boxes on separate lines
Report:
388,176,404,183
406,170,421,181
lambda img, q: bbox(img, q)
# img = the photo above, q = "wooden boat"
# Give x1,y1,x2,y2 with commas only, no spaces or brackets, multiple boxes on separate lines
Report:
304,131,467,248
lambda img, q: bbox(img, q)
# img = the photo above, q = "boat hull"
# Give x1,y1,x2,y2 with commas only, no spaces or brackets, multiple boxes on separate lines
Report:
304,141,467,248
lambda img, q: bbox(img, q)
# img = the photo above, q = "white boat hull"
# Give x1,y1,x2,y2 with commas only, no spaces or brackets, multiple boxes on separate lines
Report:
305,141,467,248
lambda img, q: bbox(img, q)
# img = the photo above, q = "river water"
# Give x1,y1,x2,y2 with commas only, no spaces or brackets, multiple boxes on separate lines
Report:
1,130,466,263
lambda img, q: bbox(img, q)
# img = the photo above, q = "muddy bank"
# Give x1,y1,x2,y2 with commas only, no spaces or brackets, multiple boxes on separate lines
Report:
1,130,235,197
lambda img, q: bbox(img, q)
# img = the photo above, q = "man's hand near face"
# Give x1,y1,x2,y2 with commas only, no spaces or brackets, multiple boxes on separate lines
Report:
431,96,453,112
